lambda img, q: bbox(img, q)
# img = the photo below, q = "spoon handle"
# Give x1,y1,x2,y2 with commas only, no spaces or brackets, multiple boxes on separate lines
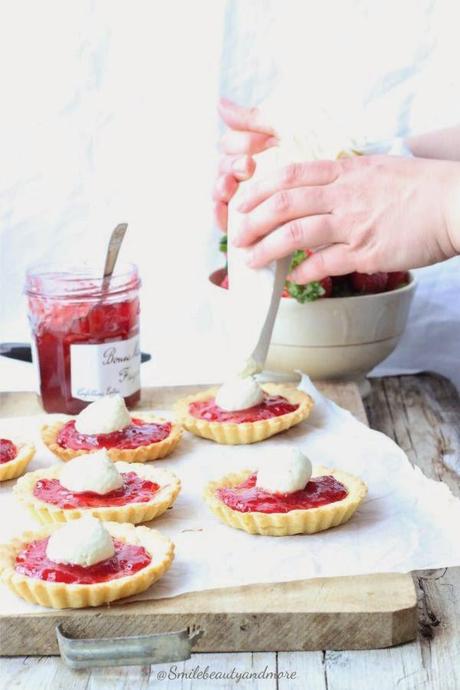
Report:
248,253,291,372
103,223,128,279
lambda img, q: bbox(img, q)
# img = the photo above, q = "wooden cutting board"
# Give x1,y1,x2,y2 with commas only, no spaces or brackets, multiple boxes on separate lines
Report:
0,382,417,655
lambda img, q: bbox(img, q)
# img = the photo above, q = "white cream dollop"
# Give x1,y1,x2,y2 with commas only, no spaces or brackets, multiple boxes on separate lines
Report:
215,376,264,412
46,516,115,567
75,394,131,435
256,447,312,494
59,449,124,495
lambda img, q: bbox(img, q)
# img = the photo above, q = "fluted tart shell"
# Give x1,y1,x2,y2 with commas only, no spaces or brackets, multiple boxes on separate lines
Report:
204,465,367,536
14,461,181,525
175,383,313,445
41,411,182,462
0,442,35,482
0,521,174,609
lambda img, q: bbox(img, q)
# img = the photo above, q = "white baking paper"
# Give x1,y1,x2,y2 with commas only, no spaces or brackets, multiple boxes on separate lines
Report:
1,375,460,614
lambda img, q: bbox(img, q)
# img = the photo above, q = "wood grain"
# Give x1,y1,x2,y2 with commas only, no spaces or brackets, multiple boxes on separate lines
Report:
0,381,416,657
362,375,460,690
0,380,369,425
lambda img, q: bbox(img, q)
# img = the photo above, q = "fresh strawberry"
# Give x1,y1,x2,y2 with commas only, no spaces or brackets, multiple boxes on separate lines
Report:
386,271,409,291
282,286,291,297
220,274,229,289
320,276,333,297
350,272,388,294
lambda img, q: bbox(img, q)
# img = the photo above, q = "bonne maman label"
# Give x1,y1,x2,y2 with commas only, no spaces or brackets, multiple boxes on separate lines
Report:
70,335,141,401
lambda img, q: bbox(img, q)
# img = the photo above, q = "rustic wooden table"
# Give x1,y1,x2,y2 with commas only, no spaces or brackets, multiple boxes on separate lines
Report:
1,374,459,690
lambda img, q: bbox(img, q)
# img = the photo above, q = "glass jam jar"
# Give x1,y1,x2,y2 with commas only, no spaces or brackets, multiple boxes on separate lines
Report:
25,263,141,414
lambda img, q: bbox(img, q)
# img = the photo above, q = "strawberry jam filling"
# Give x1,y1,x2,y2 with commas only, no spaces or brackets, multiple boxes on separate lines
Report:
56,418,171,450
216,473,348,513
0,439,17,464
15,537,151,584
33,472,160,509
189,394,298,424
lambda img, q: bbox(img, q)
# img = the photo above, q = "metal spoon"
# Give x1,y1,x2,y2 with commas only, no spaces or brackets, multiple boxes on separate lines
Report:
102,223,128,285
246,253,291,374
227,194,291,376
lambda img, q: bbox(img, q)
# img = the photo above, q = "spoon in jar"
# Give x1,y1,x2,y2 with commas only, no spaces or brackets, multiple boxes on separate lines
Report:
102,223,128,287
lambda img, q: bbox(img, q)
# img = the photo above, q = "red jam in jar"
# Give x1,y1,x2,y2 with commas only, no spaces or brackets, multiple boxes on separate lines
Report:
25,263,141,414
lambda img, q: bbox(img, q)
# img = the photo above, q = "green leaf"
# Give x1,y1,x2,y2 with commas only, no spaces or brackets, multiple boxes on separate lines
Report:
289,249,307,270
219,235,228,254
286,280,325,303
285,250,324,303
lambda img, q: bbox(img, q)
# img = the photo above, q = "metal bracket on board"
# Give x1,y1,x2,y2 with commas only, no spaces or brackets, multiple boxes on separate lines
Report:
56,624,204,669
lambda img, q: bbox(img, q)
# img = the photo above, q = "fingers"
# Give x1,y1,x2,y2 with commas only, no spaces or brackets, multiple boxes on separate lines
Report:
218,154,256,181
218,98,275,135
221,129,276,155
218,99,277,157
214,200,228,232
247,215,338,268
213,174,238,203
288,244,355,283
234,186,334,248
213,174,237,231
237,160,340,212
213,154,257,232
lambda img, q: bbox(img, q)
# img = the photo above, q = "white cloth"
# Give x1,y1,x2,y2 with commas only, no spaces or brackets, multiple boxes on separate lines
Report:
371,258,460,386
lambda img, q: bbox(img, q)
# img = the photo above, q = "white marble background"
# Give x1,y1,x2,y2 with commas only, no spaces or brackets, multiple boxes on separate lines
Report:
1,0,460,391
0,0,226,387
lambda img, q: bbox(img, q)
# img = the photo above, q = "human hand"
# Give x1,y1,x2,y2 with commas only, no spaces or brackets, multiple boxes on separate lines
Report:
232,155,460,282
213,98,278,231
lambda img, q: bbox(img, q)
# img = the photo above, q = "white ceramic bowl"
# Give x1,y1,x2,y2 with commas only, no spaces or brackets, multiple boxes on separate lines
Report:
208,268,416,380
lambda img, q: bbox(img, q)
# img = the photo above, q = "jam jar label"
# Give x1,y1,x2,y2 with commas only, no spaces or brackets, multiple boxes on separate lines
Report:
70,335,141,401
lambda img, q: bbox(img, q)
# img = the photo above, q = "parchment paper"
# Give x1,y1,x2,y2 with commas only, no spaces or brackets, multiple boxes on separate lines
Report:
1,375,460,614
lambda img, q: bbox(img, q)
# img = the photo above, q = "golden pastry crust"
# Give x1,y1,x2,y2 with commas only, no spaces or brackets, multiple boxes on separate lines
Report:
0,521,174,609
0,442,35,482
204,465,367,536
41,411,182,462
14,461,181,525
175,383,313,445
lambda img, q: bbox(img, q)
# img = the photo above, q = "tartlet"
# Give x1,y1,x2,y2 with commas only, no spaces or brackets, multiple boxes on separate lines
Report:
14,461,181,525
204,465,367,536
175,383,313,444
41,411,182,462
0,521,174,609
0,439,35,482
